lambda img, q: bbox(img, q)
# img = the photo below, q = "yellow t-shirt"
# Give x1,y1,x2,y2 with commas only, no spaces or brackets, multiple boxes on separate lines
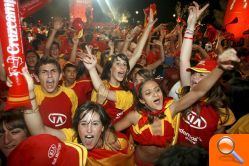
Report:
61,128,78,143
34,85,78,118
227,114,249,134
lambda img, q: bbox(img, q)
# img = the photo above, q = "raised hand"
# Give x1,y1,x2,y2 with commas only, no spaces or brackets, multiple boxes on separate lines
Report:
147,8,158,27
218,48,240,70
133,26,142,35
53,17,64,30
72,36,79,45
153,40,163,46
78,45,97,71
187,1,209,28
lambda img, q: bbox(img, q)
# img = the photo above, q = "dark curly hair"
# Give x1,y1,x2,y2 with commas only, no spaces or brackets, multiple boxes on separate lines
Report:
101,53,130,90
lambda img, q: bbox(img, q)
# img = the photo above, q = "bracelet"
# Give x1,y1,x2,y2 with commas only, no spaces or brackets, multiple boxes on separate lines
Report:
185,31,194,35
184,36,194,40
23,107,39,114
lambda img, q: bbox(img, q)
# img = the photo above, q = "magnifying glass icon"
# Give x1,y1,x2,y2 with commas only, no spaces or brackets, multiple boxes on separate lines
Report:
217,136,244,164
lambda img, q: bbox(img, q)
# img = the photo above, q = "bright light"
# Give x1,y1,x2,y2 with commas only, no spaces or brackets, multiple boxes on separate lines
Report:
173,14,176,18
120,13,128,23
135,11,139,14
96,0,115,20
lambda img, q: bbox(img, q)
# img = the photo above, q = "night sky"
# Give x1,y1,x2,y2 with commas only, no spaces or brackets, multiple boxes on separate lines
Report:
30,0,221,25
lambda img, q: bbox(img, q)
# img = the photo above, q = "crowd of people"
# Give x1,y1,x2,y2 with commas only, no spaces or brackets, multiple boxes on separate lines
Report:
0,1,249,166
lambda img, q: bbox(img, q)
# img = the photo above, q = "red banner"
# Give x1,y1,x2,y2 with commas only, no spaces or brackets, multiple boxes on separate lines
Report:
19,0,51,18
0,0,30,110
224,0,249,39
69,0,92,22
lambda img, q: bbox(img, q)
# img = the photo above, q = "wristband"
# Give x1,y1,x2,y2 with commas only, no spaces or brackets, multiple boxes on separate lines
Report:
184,36,194,40
185,31,194,35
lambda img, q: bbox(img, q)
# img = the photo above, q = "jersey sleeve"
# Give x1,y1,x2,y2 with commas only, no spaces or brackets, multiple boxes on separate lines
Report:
164,98,181,145
61,128,78,143
164,98,178,126
34,85,46,105
63,87,78,117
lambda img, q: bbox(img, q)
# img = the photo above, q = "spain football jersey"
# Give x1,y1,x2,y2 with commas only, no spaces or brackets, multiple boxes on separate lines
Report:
34,85,78,129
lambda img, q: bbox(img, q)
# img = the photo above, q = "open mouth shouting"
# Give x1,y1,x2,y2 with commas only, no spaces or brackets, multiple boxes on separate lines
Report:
153,98,161,105
117,71,126,79
45,79,56,91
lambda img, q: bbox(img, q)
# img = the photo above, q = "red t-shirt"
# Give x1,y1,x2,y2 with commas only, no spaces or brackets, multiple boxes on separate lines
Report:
39,93,74,129
102,84,125,123
177,102,219,149
146,51,160,65
35,86,77,129
67,79,93,106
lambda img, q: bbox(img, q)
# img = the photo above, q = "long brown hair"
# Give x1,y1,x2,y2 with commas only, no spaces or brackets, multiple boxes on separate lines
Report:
101,53,130,90
72,102,112,144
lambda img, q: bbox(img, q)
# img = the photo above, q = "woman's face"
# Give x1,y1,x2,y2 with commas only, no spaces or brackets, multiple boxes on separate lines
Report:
78,111,104,150
140,80,163,111
26,52,38,68
110,57,128,84
0,123,28,157
190,72,208,88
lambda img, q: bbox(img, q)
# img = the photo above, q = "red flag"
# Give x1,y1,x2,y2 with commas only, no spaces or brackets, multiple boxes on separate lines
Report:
143,3,157,27
19,0,51,18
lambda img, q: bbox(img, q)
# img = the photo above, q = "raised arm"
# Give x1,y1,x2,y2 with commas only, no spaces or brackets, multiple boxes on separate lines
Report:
180,2,209,86
114,111,139,131
80,46,117,102
176,24,183,50
170,48,240,117
44,17,64,56
122,26,141,55
129,9,157,70
192,44,208,59
145,39,165,70
69,37,79,63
